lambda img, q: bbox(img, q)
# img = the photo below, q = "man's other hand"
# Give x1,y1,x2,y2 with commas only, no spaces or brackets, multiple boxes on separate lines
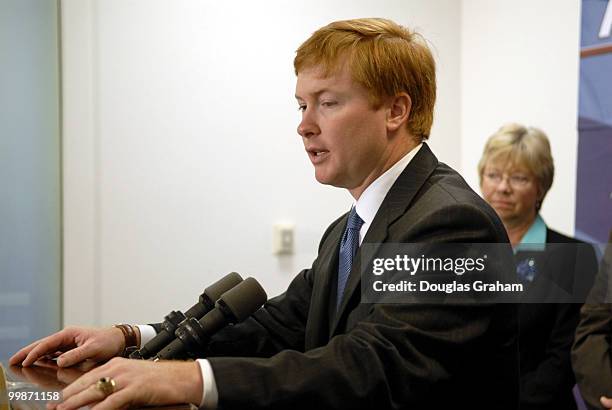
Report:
9,326,126,367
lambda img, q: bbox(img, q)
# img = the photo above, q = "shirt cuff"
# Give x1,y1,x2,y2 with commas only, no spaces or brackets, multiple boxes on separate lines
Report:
196,359,219,409
135,325,157,347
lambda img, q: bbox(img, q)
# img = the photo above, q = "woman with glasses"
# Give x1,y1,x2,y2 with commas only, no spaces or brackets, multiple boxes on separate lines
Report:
478,123,597,410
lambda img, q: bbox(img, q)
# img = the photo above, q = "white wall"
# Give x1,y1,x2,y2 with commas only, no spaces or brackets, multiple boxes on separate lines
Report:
461,0,582,236
63,0,584,326
62,0,462,325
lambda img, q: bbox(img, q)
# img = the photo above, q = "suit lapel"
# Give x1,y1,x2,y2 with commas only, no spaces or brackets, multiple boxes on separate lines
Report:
330,143,439,335
305,215,346,348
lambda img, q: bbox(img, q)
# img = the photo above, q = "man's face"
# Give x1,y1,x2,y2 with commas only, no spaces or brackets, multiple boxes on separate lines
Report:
295,63,391,198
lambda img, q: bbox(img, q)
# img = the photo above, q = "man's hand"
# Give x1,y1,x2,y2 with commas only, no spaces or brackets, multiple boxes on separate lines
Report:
602,396,612,409
9,326,126,367
49,357,203,410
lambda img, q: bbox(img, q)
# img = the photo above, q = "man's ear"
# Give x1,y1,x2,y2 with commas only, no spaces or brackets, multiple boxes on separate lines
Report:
386,93,411,132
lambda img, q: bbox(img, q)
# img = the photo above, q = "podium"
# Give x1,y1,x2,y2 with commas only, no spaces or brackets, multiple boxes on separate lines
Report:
1,363,9,410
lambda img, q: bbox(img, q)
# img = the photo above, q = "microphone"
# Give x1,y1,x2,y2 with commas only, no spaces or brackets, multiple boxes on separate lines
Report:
131,272,243,359
154,277,267,360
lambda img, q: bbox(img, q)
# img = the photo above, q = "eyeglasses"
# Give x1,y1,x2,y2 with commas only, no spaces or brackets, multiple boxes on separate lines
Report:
483,171,532,189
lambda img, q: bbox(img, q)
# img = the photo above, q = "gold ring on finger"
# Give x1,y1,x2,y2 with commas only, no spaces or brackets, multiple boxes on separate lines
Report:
95,377,116,397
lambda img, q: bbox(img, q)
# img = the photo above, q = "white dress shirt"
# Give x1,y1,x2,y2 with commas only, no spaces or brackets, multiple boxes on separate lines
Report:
138,143,423,408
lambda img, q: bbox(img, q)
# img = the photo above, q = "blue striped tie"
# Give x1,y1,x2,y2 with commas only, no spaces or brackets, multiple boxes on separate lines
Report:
337,207,364,309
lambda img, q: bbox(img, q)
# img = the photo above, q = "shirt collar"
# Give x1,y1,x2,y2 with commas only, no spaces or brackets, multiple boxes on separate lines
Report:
515,214,547,252
354,143,423,233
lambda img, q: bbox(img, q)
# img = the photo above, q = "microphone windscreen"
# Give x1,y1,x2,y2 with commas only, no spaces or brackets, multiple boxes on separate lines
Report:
221,277,267,321
204,272,243,302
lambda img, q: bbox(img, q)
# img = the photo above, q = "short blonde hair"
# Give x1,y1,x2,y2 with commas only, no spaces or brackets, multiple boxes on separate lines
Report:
294,18,436,141
478,123,555,207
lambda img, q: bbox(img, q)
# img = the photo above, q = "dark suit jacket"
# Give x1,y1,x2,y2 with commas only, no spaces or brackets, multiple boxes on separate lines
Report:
199,144,519,409
572,234,612,410
515,229,598,410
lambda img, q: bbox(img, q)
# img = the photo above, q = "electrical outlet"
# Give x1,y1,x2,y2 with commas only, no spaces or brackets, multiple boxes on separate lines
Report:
273,223,294,255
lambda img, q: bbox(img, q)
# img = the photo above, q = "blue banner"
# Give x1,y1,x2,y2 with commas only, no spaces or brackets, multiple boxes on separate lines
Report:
576,0,612,243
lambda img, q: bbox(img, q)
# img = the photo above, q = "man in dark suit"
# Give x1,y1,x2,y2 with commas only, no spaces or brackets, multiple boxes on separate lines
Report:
197,143,519,409
11,18,519,409
573,231,612,410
